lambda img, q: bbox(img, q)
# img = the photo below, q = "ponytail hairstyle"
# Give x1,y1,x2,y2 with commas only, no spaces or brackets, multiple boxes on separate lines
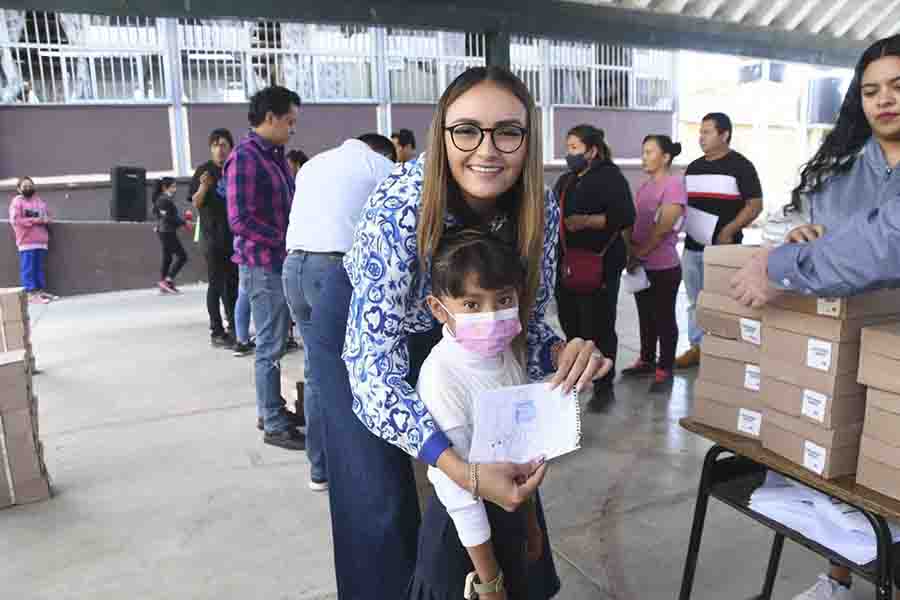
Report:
642,134,682,167
567,124,612,162
152,177,177,213
792,34,900,210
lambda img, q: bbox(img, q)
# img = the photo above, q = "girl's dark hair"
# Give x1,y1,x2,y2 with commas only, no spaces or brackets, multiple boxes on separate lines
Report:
567,124,612,161
643,134,682,166
153,177,176,202
208,128,234,149
431,230,526,299
793,34,900,207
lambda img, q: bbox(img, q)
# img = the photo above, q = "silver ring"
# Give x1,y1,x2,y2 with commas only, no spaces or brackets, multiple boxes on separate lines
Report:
591,351,605,361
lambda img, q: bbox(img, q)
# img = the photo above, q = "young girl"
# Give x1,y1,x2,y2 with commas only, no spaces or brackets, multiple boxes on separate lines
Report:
410,231,544,600
9,177,54,304
152,177,189,294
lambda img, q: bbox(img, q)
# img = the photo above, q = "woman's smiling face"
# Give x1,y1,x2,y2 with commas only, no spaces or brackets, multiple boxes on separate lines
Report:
443,81,528,212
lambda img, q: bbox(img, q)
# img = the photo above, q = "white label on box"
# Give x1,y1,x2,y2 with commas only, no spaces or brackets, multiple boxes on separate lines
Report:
737,408,762,437
803,440,827,475
744,364,761,392
806,338,833,372
739,318,762,346
817,297,842,317
801,389,829,424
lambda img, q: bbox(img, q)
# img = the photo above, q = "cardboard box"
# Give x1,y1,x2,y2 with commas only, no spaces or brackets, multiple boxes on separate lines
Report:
764,307,894,343
857,455,900,501
772,289,900,320
0,320,29,352
701,245,759,296
701,334,761,364
1,410,43,485
0,288,26,324
762,376,866,429
867,388,900,416
762,408,862,478
0,351,31,413
862,402,900,448
0,444,11,509
761,327,859,376
760,354,864,398
695,378,763,411
692,396,763,439
858,323,900,394
697,292,763,342
13,476,50,505
698,354,761,394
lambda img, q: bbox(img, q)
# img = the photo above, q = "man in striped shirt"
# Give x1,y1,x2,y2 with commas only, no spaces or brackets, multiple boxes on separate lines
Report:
226,86,306,450
676,112,763,368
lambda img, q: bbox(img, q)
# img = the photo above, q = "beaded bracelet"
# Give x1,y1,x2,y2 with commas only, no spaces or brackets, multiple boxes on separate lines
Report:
469,463,480,500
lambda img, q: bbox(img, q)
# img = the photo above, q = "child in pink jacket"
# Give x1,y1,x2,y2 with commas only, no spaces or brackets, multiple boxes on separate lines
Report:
9,177,53,304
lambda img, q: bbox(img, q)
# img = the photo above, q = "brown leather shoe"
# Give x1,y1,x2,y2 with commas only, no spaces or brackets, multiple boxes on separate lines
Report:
674,346,701,369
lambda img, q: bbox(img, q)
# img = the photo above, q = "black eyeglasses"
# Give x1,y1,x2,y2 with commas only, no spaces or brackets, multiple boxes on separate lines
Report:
444,123,528,154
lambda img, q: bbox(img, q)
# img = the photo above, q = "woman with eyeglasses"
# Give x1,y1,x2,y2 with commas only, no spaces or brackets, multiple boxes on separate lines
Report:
303,67,611,600
553,125,635,408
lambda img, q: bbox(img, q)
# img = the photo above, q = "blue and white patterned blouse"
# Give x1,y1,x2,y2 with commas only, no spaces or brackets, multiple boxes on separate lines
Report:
343,155,563,465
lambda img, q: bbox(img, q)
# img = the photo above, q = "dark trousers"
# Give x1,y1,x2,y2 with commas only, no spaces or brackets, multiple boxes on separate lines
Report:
205,247,238,334
556,261,623,388
634,266,682,372
158,231,187,281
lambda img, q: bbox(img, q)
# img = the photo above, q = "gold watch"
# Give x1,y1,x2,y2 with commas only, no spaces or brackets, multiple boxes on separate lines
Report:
464,570,505,599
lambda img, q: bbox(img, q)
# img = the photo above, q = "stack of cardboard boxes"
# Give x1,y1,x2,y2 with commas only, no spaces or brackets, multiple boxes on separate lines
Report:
693,246,765,440
759,292,900,479
0,288,50,508
857,323,900,498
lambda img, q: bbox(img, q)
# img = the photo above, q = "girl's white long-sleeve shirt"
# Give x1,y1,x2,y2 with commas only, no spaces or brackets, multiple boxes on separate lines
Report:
416,325,528,547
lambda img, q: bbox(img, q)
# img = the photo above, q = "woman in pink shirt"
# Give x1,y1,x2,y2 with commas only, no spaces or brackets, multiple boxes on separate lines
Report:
8,177,53,304
623,135,686,391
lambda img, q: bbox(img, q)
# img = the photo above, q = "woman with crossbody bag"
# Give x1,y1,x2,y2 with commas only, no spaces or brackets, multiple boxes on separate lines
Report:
554,125,635,408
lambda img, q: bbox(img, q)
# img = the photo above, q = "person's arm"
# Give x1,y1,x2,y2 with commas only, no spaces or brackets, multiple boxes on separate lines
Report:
225,150,280,248
719,158,764,244
768,202,900,297
190,168,209,209
528,190,565,380
9,199,36,228
633,204,684,258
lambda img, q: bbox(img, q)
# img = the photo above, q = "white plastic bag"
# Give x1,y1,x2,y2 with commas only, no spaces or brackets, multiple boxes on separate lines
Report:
621,266,651,294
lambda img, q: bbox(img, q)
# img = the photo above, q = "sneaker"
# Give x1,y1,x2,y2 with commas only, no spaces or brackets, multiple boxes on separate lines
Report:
649,369,674,394
674,346,701,369
621,360,657,377
158,280,175,294
792,574,853,600
210,332,235,349
165,279,181,294
28,293,50,305
38,291,58,302
233,341,255,357
264,428,306,451
309,479,329,492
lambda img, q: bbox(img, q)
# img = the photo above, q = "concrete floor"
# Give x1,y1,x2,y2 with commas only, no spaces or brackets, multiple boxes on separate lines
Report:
0,285,882,599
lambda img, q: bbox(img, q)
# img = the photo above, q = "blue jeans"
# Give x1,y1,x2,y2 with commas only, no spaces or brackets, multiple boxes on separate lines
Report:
19,249,47,292
240,264,290,433
282,251,329,483
681,249,705,347
235,284,252,344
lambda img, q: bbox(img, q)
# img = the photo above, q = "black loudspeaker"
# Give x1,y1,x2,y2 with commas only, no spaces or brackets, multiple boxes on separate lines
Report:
110,166,147,222
808,77,843,126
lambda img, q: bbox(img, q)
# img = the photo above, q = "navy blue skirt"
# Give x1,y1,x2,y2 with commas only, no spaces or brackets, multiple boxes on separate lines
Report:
408,492,529,600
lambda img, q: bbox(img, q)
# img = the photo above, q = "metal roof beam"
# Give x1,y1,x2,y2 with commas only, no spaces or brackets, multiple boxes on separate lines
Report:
775,0,819,31
829,0,878,39
650,0,692,12
727,0,761,24
808,0,850,35
0,0,866,67
755,0,793,27
853,0,900,41
689,0,728,19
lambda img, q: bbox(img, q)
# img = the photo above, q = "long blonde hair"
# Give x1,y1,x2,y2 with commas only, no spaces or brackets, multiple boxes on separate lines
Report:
417,67,545,340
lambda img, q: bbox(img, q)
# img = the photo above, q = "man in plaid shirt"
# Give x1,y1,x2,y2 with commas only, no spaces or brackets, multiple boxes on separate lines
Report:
226,86,305,450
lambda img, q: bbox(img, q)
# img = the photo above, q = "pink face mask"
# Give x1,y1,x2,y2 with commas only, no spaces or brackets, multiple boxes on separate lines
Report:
437,301,522,358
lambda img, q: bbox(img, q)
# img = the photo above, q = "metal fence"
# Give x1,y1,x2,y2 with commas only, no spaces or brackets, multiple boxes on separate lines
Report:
1,10,675,110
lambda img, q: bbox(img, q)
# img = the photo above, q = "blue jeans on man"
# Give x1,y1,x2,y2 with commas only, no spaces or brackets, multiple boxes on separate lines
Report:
19,249,47,292
239,264,291,433
282,251,329,483
681,248,705,348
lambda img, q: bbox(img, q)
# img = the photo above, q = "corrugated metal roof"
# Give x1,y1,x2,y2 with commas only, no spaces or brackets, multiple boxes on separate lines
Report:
568,0,900,43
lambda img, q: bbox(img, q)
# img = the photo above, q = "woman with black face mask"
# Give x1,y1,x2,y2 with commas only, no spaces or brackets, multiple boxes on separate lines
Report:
553,125,635,408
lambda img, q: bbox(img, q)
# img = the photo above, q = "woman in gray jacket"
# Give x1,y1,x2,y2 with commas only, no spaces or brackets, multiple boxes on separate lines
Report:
732,34,900,600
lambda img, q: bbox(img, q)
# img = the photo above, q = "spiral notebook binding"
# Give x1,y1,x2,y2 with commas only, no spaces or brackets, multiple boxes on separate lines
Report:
572,388,583,451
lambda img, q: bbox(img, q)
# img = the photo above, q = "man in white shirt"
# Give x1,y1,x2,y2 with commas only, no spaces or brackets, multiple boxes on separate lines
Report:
281,134,396,492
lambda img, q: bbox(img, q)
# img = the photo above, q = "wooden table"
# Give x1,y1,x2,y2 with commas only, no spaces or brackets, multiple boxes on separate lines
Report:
678,417,900,600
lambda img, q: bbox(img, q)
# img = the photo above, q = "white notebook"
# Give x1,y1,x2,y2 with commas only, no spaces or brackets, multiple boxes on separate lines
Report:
468,383,582,464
